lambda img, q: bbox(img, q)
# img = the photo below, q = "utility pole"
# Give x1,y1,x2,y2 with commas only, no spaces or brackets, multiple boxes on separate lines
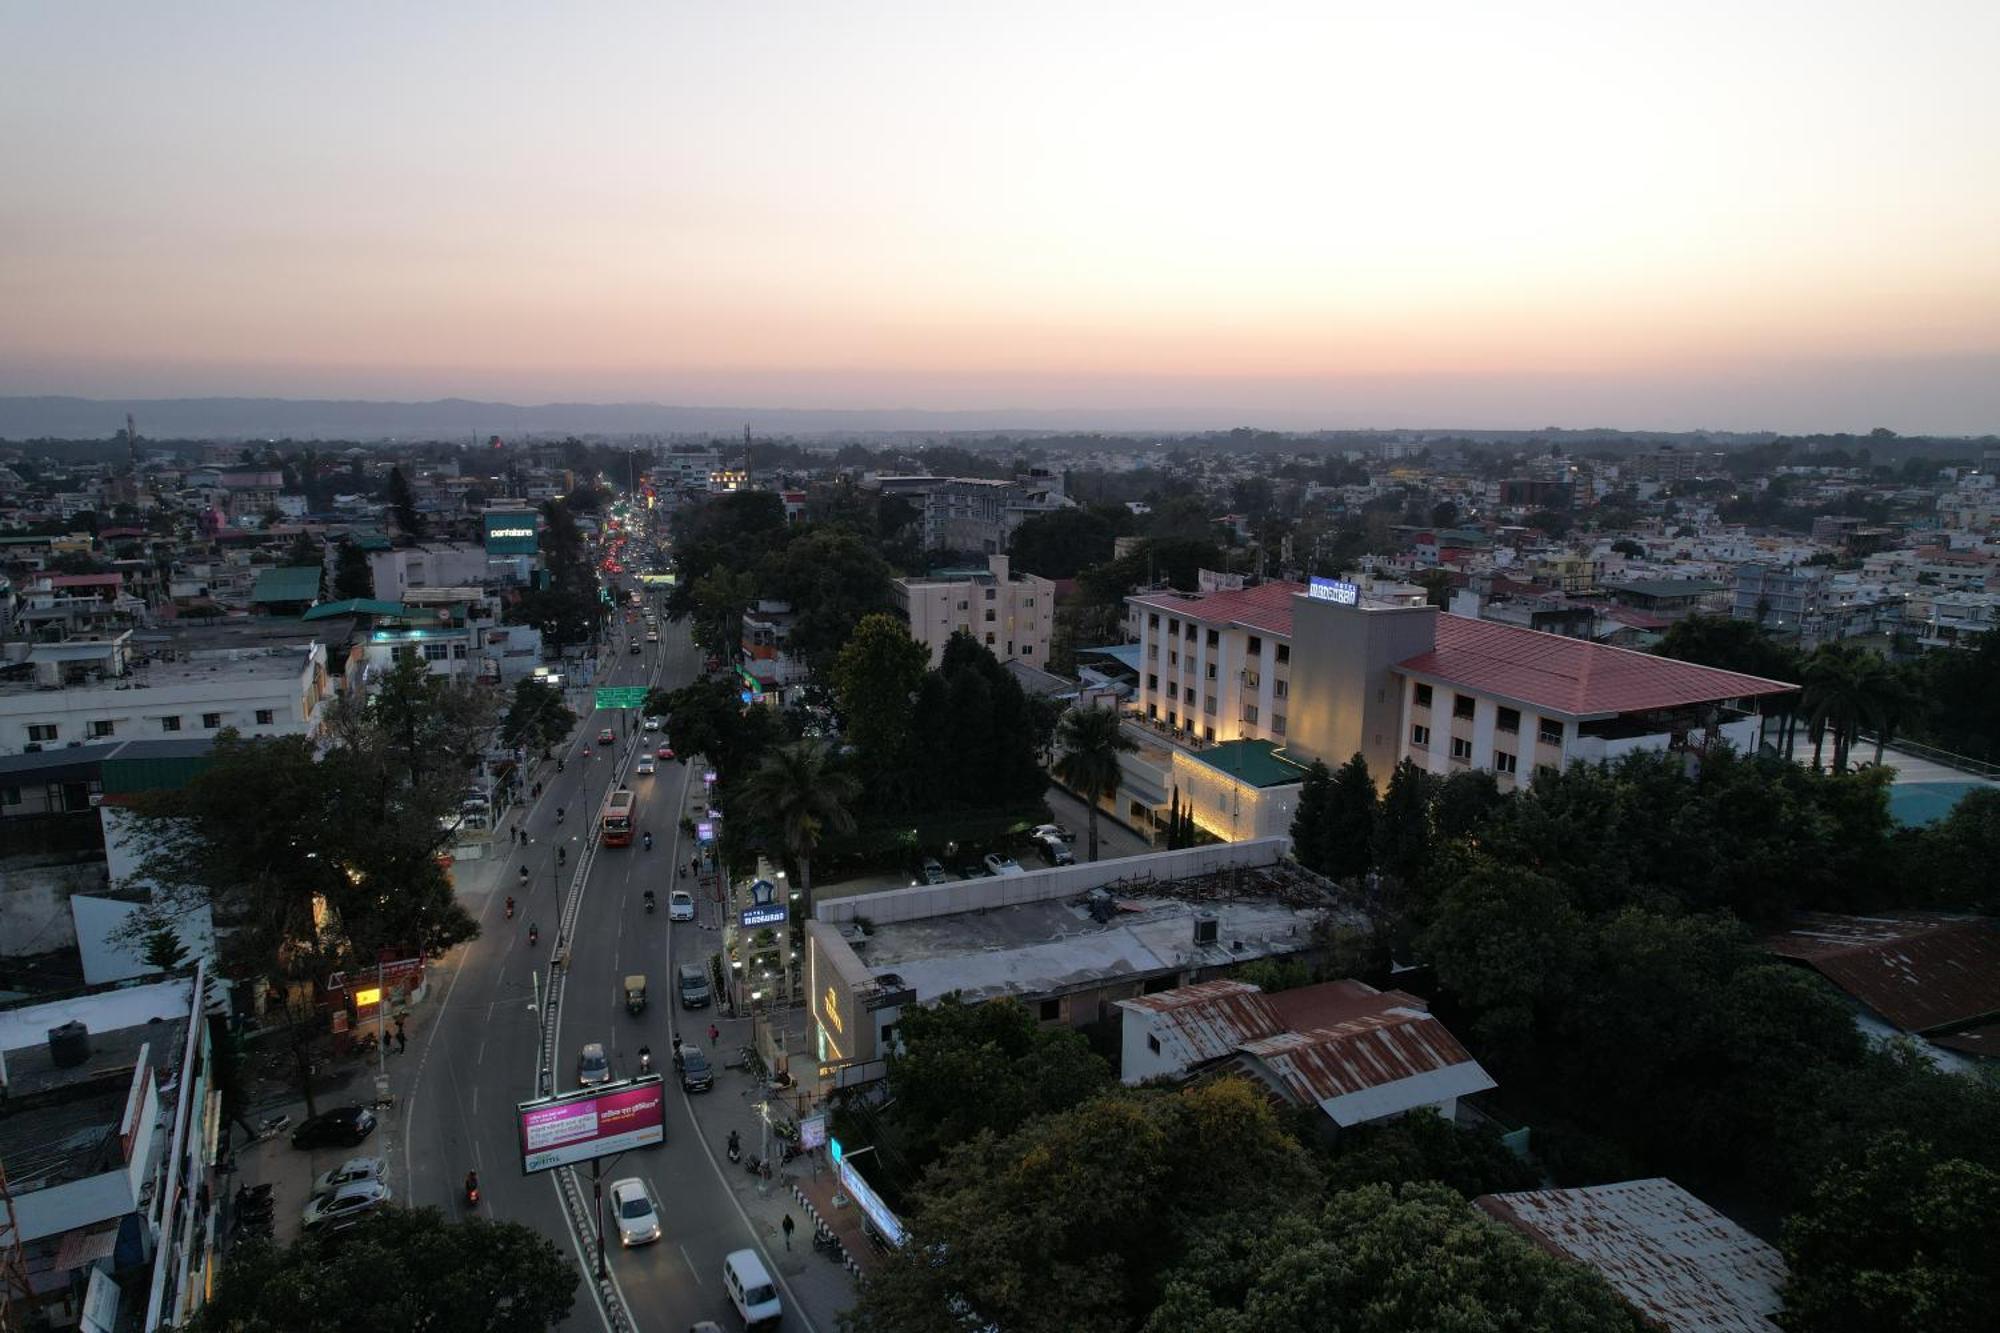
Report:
592,1158,607,1278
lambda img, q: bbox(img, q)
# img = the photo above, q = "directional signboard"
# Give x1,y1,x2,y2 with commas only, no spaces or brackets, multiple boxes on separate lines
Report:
594,686,650,710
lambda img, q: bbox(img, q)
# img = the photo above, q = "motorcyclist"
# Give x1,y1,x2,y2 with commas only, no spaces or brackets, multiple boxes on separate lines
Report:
464,1170,479,1204
557,845,567,866
528,922,539,946
639,1045,652,1073
727,1129,741,1162
555,807,565,824
643,889,656,911
518,865,529,885
505,896,515,919
642,830,653,851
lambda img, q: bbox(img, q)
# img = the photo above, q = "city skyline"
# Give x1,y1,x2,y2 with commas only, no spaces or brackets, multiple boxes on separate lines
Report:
4,1,1997,432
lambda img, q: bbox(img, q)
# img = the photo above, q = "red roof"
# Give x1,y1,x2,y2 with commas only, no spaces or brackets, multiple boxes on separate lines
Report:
1765,912,2000,1035
45,573,122,589
1400,615,1795,719
1267,978,1428,1031
1129,580,1305,637
1239,1008,1487,1105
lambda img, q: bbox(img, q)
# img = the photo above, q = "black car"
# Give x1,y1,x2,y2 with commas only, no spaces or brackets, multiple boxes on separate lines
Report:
291,1105,377,1150
680,1047,714,1093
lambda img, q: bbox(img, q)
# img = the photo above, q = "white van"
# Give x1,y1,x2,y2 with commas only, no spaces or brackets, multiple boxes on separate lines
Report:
722,1248,782,1328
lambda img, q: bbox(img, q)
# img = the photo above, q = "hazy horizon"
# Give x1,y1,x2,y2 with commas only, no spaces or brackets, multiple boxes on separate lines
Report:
4,2,1997,433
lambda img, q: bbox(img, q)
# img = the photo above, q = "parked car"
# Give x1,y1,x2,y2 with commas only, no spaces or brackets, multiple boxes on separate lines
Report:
983,853,1025,877
1030,823,1075,844
958,862,990,880
291,1106,376,1150
597,727,615,745
577,1041,611,1087
635,753,656,776
668,889,696,921
919,857,948,885
301,1179,391,1233
310,1156,386,1199
1037,834,1075,866
680,1047,714,1093
610,1177,662,1247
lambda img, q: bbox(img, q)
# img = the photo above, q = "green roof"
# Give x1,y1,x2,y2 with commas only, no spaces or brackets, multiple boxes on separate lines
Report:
301,598,408,621
1191,738,1309,789
349,533,393,551
251,566,323,604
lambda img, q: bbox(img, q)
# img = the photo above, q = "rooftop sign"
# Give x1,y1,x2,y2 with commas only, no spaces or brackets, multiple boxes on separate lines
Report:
1307,576,1359,606
484,512,540,556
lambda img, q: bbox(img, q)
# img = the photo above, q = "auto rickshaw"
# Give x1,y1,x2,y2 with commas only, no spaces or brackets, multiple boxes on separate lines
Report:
625,975,647,1016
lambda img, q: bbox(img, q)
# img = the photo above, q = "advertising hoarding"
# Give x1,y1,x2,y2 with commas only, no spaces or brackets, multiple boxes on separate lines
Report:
516,1077,666,1174
1307,576,1359,605
484,512,540,556
837,1154,905,1247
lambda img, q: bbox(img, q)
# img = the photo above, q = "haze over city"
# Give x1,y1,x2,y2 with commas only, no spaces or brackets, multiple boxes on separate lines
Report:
4,1,1998,432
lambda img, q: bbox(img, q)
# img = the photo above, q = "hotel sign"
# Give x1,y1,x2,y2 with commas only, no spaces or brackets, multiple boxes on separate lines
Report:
484,512,540,556
741,904,788,928
1308,576,1359,606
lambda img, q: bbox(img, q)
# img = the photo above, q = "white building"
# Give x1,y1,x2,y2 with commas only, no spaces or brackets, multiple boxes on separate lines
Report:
892,554,1055,666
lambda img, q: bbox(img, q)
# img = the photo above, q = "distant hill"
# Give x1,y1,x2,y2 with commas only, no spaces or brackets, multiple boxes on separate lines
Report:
0,395,1217,441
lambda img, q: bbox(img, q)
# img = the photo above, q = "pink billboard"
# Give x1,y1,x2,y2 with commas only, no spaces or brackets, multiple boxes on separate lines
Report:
516,1076,666,1174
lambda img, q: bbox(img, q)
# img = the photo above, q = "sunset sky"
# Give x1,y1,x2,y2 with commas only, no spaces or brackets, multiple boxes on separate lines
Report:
3,1,1997,431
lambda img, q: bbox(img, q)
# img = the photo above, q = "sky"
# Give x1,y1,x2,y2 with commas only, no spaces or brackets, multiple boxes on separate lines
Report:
3,1,1997,432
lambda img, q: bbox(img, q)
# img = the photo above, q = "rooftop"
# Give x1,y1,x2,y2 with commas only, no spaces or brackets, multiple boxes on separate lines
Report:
301,597,409,621
1764,912,2000,1036
1189,738,1310,789
1236,1007,1495,1126
1129,580,1305,638
248,565,321,604
1475,1178,1787,1332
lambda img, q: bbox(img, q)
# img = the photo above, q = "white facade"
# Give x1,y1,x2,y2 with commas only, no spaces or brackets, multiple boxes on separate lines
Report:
367,543,498,595
893,554,1055,666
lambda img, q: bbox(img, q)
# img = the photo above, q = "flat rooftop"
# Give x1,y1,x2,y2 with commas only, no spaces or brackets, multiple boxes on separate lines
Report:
858,861,1349,1004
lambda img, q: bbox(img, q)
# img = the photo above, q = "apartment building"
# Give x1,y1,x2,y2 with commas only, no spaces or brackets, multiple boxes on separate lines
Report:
892,554,1054,666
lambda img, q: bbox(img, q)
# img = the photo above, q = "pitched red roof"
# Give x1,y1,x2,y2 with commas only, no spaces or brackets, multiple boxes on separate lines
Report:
1128,580,1305,637
1400,615,1794,719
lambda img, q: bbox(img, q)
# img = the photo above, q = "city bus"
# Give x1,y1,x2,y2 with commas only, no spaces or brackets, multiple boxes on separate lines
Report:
600,788,636,848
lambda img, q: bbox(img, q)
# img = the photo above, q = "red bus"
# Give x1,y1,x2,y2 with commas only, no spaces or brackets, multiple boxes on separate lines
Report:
600,788,636,848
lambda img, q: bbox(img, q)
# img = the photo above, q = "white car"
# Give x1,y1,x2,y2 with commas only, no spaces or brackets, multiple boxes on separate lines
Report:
668,889,696,922
983,853,1025,877
309,1156,386,1199
643,716,663,732
635,754,656,776
610,1177,662,1247
1030,823,1075,844
645,630,659,643
301,1179,391,1233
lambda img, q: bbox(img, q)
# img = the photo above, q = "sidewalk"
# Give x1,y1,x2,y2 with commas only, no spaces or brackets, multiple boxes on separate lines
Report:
678,1010,863,1331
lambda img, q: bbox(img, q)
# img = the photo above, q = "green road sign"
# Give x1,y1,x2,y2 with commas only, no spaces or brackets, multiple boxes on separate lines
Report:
594,686,650,710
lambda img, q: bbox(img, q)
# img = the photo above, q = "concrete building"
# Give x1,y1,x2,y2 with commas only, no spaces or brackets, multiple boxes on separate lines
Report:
740,601,812,697
0,967,225,1330
0,632,332,757
860,472,1069,554
892,554,1055,666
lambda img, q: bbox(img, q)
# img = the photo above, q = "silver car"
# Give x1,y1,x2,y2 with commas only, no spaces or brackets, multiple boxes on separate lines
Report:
309,1156,386,1199
301,1179,391,1233
578,1041,611,1087
610,1177,662,1247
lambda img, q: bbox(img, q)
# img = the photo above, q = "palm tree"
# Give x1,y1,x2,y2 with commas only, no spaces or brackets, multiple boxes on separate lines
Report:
739,739,859,916
1053,706,1139,863
1801,645,1901,774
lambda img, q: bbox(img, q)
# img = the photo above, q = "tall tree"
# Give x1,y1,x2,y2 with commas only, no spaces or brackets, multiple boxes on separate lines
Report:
1054,705,1139,863
739,738,860,915
830,613,931,806
1324,752,1378,880
501,677,576,755
386,465,423,539
1371,758,1435,885
1008,507,1117,579
1289,760,1334,873
332,540,374,600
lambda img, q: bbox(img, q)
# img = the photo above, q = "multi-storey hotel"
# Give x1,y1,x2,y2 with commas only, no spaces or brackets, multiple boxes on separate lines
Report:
1117,578,1797,844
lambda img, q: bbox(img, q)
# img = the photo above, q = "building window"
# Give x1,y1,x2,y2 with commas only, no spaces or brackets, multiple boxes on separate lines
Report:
160,715,182,733
1147,674,1158,691
1185,687,1195,704
1149,614,1159,629
1276,644,1290,664
1206,662,1217,679
1537,763,1560,780
1204,695,1217,715
1494,750,1518,774
984,587,996,600
1243,705,1259,725
1148,703,1158,720
984,609,996,622
1411,723,1430,746
1024,597,1035,608
957,600,968,611
1206,629,1219,648
1453,693,1476,720
1414,683,1433,710
1450,736,1473,762
1246,635,1262,656
1168,618,1179,636
1204,724,1216,741
1147,1033,1162,1055
1039,998,1061,1022
1147,644,1158,660
1169,650,1178,667
1273,678,1288,699
1167,710,1178,727
91,720,116,738
390,644,415,663
202,713,222,729
27,724,58,743
255,709,275,726
1496,706,1520,734
1539,720,1564,746
423,642,450,662
985,632,995,645
1271,713,1286,736
1185,622,1196,641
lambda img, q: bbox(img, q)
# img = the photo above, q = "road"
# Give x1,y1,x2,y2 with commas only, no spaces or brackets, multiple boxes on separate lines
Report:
400,612,815,1332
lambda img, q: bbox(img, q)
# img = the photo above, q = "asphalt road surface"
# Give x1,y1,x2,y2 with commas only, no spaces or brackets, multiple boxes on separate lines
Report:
400,610,815,1332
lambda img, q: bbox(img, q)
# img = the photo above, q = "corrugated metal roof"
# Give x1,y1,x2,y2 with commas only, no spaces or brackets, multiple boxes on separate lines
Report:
1119,979,1283,1067
1267,979,1427,1031
1929,1022,2000,1058
1765,912,2000,1035
250,565,322,604
1475,1179,1787,1332
1400,615,1796,720
1239,1008,1489,1108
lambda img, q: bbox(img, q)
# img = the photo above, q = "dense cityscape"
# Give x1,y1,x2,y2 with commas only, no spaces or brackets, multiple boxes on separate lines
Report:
5,3,1998,1331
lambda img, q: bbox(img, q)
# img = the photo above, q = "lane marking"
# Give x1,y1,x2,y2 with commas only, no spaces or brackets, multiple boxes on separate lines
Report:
677,1242,702,1285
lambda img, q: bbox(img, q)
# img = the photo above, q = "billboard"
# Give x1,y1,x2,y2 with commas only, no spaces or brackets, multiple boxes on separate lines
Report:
484,512,540,556
516,1076,666,1174
1307,576,1359,606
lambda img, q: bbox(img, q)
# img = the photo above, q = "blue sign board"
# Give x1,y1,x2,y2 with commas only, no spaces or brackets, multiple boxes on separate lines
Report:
1307,576,1359,606
740,904,788,929
483,512,540,556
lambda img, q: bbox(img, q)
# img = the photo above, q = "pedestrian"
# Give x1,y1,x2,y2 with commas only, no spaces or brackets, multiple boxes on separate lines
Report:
395,1027,407,1054
782,1213,794,1250
707,1022,719,1046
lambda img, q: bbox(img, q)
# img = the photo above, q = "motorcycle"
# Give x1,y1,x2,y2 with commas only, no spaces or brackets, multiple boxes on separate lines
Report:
249,1113,291,1143
642,831,653,851
555,807,565,824
780,1141,804,1166
726,1130,741,1164
813,1225,842,1257
527,924,540,947
643,891,656,914
744,1154,771,1179
639,1047,653,1074
464,1171,480,1208
505,896,516,920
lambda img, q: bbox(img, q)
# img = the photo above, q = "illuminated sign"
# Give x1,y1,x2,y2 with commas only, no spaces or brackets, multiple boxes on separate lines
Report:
484,512,540,556
741,904,788,928
515,1077,666,1174
822,985,845,1035
353,986,383,1008
837,1155,905,1247
799,1114,828,1150
695,820,715,841
1307,576,1359,606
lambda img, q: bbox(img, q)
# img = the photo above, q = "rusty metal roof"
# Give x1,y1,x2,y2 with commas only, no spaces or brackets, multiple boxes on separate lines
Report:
1267,978,1427,1032
1238,1008,1494,1126
1475,1179,1787,1332
1118,979,1282,1068
1764,912,2000,1035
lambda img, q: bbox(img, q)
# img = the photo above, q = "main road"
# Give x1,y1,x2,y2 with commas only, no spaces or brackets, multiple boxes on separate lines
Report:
399,609,815,1331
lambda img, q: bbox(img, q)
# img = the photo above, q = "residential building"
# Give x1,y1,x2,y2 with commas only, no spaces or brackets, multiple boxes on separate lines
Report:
1475,1179,1788,1332
1629,446,1708,482
740,601,811,697
860,472,1069,553
1599,578,1726,622
0,966,225,1330
367,542,511,596
892,554,1054,666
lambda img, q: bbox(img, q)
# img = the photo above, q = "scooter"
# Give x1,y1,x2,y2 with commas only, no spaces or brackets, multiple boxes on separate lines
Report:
643,891,656,914
464,1171,480,1208
527,924,540,947
642,831,653,851
505,896,516,920
744,1155,771,1179
249,1113,291,1142
726,1131,741,1164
